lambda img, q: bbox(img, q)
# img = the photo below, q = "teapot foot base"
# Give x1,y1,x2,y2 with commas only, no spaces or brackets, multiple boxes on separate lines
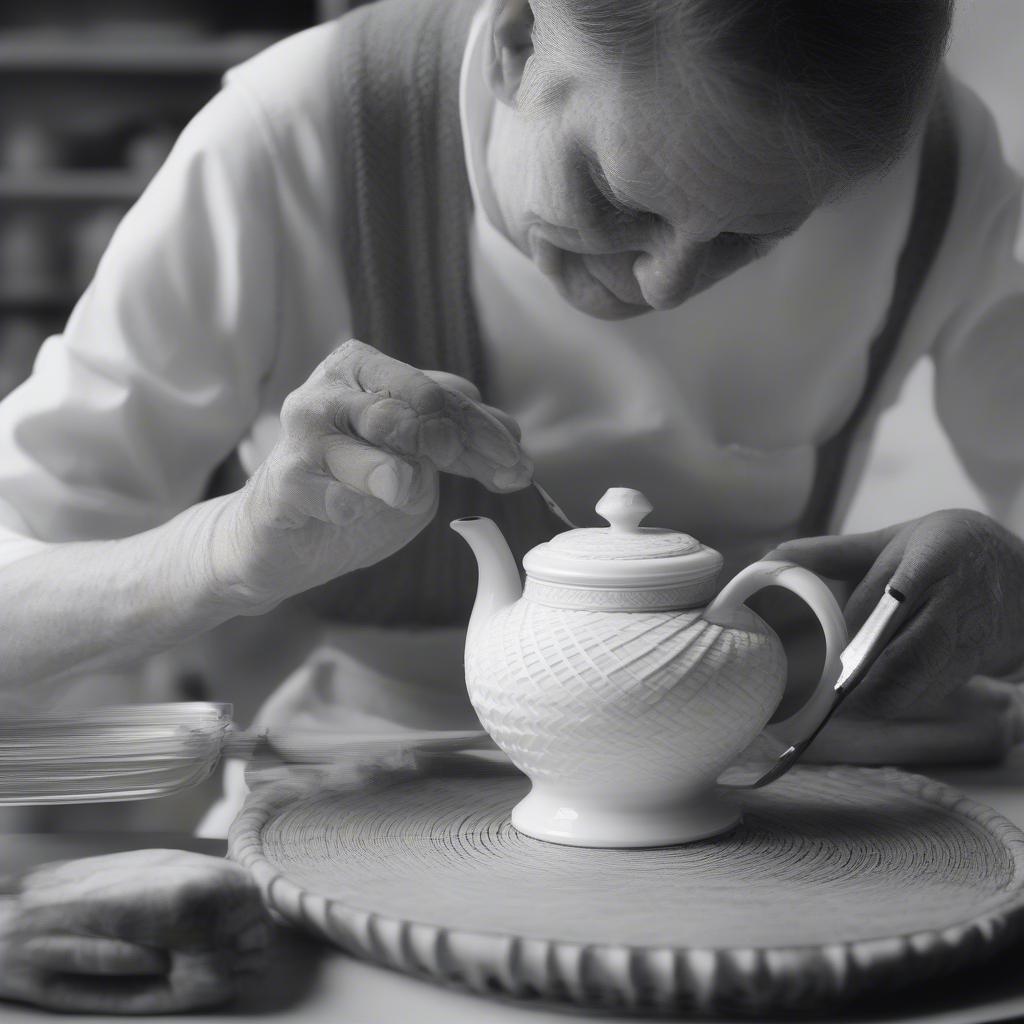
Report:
510,787,742,848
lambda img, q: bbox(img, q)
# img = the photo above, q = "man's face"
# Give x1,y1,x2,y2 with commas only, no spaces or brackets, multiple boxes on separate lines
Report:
486,10,844,320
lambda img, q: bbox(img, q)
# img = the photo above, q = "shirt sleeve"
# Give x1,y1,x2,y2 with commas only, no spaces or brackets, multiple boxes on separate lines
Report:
0,82,282,568
929,81,1024,535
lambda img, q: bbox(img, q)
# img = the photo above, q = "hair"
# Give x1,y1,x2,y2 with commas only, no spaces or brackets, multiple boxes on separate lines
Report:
535,0,955,183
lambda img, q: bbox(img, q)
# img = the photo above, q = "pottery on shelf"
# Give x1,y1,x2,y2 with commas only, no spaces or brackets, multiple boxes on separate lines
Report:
451,487,848,848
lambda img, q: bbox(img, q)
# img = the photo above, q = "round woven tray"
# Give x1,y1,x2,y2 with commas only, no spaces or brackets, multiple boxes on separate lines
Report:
229,758,1024,1016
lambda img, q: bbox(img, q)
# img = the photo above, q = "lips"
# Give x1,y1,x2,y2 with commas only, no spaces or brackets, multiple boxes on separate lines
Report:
581,253,648,307
527,228,564,277
527,226,649,316
552,252,648,320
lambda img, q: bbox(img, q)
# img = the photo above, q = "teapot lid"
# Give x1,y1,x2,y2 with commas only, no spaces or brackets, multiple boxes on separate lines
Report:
523,488,723,610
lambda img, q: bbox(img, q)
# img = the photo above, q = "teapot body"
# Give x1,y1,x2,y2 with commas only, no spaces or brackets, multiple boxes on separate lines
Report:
452,487,848,848
464,593,786,837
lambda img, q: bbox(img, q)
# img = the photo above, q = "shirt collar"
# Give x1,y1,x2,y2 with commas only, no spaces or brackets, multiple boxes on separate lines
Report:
459,5,506,235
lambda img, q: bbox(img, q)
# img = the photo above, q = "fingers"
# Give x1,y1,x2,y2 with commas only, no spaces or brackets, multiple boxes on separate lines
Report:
839,538,909,633
331,341,524,477
20,935,168,976
769,525,910,634
21,850,269,953
3,851,272,1014
439,388,532,491
35,956,237,1014
796,527,976,715
773,510,1020,722
885,509,991,602
843,595,976,716
421,369,481,400
422,370,524,442
321,435,419,509
282,340,531,497
484,402,523,442
233,919,271,954
766,523,905,583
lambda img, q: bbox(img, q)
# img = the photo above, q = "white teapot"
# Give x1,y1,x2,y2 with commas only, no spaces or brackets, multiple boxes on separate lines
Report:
452,487,848,848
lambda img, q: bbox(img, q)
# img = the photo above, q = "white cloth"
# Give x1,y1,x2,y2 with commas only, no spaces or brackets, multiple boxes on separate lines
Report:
1,10,1024,767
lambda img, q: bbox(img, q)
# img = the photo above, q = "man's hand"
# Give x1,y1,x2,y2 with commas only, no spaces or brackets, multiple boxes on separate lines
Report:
210,339,532,613
768,509,1024,717
0,850,269,1014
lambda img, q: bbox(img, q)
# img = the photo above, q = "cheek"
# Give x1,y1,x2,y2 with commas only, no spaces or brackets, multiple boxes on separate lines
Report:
490,117,596,227
488,121,555,230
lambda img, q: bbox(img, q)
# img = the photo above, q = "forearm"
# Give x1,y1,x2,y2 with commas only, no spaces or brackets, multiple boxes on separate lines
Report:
0,495,247,691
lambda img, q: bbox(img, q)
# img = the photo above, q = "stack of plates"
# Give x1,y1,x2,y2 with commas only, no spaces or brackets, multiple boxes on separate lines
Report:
0,702,232,805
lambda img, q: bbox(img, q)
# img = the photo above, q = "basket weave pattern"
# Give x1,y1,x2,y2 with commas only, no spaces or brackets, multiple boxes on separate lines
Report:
229,763,1024,1015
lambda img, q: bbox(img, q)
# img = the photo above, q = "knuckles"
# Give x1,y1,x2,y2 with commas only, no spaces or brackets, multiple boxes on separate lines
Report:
281,340,449,454
321,338,374,384
328,339,448,415
356,397,419,451
278,387,324,436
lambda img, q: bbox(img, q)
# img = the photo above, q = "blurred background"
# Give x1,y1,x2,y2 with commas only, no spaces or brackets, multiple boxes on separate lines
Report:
0,1,352,401
0,1,1020,832
0,0,355,834
826,1,1024,532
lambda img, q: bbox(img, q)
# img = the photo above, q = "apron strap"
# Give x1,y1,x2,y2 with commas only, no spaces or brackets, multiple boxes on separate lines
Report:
798,81,960,538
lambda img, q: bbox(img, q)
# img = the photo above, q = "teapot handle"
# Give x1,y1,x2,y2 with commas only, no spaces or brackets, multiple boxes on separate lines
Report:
704,560,848,746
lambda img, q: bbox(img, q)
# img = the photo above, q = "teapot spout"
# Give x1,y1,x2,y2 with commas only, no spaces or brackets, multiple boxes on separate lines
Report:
451,517,523,640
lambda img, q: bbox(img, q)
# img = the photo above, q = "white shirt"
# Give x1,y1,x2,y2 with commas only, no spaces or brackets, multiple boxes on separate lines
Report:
1,10,1023,700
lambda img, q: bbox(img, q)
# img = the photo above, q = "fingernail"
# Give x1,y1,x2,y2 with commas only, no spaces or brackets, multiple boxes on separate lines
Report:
421,418,462,468
472,427,520,468
368,461,412,506
493,462,533,491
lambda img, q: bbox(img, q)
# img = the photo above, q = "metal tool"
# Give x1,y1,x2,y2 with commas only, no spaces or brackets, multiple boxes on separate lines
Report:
533,480,577,529
722,583,906,790
0,586,904,805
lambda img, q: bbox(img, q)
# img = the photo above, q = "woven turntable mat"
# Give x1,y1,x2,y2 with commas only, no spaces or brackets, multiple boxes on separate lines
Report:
230,758,1024,1014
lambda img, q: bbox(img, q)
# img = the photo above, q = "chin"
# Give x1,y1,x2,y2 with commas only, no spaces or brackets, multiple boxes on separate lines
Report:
570,296,654,321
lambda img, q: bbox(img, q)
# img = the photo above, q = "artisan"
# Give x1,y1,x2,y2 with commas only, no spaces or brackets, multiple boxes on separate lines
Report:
2,0,1024,1011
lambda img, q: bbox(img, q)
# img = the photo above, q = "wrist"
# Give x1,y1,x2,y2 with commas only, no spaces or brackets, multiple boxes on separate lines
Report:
177,492,281,620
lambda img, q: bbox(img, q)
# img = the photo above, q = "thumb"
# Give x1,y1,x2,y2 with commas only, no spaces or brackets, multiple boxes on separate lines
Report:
766,523,904,582
768,522,915,633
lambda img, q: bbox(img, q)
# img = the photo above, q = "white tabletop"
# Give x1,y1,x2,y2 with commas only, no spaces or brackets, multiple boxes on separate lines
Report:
3,750,1024,1024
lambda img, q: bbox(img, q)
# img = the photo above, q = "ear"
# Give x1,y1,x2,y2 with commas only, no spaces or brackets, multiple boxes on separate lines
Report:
484,0,535,106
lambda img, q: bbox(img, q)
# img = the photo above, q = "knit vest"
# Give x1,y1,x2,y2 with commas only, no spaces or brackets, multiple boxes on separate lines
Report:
303,0,958,626
306,0,556,626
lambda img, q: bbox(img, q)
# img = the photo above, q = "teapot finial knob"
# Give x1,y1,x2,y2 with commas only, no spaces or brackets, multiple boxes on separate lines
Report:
595,488,653,534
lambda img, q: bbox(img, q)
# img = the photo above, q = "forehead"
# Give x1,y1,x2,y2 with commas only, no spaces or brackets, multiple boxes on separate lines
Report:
525,38,838,233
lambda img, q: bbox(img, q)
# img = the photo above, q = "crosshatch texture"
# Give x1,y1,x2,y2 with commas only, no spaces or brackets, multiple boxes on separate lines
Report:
466,604,784,791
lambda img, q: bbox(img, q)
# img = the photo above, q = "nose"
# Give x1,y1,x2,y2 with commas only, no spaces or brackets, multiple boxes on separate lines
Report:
633,237,709,311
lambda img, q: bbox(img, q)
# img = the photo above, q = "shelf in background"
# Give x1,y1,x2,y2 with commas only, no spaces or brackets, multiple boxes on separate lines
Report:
0,171,143,203
0,34,279,75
